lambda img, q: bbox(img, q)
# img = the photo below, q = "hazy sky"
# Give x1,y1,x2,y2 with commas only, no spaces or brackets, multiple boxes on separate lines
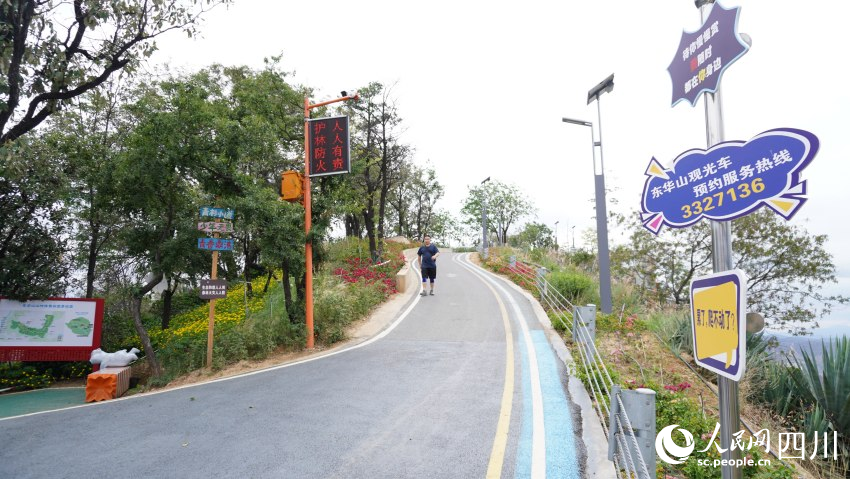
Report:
152,0,849,329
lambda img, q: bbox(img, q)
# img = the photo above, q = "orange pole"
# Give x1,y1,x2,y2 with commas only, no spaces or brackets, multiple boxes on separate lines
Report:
304,98,314,349
302,93,358,350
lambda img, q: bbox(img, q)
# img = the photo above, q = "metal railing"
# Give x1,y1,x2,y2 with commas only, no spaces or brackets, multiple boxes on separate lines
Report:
504,258,655,479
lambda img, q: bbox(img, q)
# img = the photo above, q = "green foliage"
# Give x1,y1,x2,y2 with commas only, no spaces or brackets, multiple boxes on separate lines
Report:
314,275,385,343
0,139,71,299
460,180,535,246
548,310,570,333
513,221,554,250
0,361,91,391
614,209,847,333
789,337,850,467
547,270,594,306
0,0,229,144
733,210,848,333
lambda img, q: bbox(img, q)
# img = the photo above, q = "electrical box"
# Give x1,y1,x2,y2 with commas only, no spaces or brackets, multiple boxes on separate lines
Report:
280,171,303,202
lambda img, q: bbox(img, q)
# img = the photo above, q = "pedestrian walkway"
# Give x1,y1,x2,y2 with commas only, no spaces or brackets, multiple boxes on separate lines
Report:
0,388,86,419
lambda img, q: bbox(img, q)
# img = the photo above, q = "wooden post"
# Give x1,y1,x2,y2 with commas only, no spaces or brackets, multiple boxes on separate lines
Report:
206,220,220,368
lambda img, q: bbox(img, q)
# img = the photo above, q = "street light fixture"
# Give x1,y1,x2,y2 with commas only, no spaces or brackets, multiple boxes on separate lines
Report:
562,73,615,314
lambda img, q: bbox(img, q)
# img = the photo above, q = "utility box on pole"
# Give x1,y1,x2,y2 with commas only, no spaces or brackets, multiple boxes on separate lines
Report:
280,171,303,202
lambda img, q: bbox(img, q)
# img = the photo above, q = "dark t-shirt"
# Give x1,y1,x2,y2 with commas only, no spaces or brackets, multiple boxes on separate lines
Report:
417,244,439,268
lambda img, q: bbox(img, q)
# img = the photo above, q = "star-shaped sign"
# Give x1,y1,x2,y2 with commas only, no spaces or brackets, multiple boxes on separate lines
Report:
668,2,749,107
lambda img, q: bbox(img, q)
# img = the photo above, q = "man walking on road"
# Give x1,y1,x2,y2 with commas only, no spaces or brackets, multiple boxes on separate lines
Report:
417,235,440,296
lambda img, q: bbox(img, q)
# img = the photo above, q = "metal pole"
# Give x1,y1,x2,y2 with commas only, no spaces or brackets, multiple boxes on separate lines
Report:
697,1,741,477
303,97,314,349
482,200,488,254
481,177,490,258
590,108,613,314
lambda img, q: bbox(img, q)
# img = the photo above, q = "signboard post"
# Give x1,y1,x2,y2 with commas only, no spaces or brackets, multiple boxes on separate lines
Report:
198,207,235,368
302,93,358,350
653,3,820,477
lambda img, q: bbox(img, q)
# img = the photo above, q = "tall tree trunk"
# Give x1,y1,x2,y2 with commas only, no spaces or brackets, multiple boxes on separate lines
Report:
263,270,274,293
363,203,378,262
85,220,99,298
296,270,305,303
161,289,173,329
130,271,163,378
160,276,179,330
282,260,294,323
130,297,161,377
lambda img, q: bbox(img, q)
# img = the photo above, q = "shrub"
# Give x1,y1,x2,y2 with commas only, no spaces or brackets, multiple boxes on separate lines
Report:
547,270,594,305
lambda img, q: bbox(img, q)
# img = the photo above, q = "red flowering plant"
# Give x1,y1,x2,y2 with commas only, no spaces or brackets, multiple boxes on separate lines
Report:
329,241,407,298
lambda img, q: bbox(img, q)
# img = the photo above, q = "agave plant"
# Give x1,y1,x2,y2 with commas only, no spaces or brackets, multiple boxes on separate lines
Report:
789,336,850,469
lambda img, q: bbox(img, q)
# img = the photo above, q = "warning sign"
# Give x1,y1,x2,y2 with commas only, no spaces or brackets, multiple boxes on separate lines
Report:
690,269,747,381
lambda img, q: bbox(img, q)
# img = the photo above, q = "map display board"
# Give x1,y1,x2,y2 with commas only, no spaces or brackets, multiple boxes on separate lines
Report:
0,298,103,361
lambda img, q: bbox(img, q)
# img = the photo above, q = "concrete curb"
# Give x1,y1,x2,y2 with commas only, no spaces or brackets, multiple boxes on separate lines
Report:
487,262,618,479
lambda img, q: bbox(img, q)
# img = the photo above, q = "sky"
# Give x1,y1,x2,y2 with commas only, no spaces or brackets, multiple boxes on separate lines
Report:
151,0,849,332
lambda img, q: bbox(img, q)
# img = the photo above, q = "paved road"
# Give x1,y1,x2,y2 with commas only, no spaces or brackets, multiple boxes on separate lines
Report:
1,253,585,478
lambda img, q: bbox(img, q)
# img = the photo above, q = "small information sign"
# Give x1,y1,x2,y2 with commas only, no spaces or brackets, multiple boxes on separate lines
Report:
308,116,350,177
199,207,235,220
197,222,234,234
197,238,234,251
690,270,747,381
200,280,227,299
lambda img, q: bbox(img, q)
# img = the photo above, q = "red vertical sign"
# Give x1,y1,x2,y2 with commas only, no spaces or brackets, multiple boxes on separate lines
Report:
308,116,350,177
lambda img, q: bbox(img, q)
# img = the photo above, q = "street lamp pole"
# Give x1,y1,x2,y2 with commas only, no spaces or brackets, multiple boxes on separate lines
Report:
481,176,490,258
562,73,615,315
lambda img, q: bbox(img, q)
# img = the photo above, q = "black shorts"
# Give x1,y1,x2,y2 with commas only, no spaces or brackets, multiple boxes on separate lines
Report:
421,267,436,281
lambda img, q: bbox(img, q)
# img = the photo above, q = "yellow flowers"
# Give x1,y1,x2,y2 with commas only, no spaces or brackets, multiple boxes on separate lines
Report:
138,276,278,350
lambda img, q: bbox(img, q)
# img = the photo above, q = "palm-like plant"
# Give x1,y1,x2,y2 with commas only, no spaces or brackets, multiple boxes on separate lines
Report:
789,336,850,471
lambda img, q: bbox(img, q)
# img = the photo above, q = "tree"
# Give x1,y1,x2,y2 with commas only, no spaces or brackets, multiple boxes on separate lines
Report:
48,81,129,299
614,209,848,333
112,76,222,377
0,0,227,144
613,217,712,306
340,82,409,260
460,180,534,246
386,161,443,241
733,210,847,334
0,138,70,299
513,222,555,250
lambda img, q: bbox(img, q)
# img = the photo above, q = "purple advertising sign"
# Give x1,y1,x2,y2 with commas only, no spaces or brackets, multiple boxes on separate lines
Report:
640,128,819,234
668,2,749,107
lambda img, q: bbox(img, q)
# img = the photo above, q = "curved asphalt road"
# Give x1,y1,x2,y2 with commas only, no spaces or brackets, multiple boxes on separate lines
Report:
0,253,584,479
